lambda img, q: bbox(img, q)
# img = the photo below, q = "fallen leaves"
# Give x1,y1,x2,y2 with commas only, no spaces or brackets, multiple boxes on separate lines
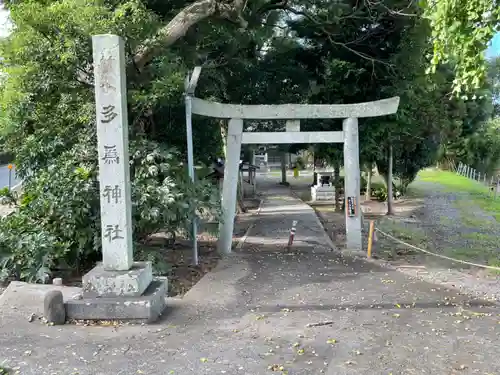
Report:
268,364,285,372
326,338,337,344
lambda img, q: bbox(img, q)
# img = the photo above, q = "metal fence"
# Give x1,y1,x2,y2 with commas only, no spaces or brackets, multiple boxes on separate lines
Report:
456,162,500,198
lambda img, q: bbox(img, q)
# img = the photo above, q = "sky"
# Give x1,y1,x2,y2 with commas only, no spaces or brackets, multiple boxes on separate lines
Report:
0,4,11,38
486,33,500,59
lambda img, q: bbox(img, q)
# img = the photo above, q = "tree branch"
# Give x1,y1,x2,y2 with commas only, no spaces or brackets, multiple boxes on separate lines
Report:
283,7,392,69
132,0,249,71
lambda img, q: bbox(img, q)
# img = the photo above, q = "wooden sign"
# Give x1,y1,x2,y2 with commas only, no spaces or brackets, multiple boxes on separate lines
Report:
346,196,356,217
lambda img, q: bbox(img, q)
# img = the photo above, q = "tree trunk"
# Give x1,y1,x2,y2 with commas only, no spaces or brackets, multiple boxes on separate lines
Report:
280,151,287,185
386,144,394,215
365,164,372,201
334,161,341,212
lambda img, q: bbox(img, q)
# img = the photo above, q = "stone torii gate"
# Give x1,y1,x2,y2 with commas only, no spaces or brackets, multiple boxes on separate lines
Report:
190,95,400,254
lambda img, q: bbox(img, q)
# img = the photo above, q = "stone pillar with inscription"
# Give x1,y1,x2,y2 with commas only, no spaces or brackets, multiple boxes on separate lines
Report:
65,34,166,323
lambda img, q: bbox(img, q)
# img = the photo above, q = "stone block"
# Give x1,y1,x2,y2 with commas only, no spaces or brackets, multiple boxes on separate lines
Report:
82,261,153,298
66,279,167,323
44,290,66,325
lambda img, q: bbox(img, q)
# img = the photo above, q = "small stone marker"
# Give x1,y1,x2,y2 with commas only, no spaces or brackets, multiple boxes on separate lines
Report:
44,290,66,325
52,277,63,286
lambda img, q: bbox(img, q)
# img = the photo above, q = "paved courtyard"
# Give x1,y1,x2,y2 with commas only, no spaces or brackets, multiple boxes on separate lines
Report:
0,182,499,374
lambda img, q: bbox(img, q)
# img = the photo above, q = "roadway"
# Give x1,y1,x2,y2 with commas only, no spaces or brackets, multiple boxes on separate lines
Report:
0,164,21,189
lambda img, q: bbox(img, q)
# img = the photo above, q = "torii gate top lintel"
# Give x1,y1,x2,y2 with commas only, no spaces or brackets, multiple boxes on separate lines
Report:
191,96,400,119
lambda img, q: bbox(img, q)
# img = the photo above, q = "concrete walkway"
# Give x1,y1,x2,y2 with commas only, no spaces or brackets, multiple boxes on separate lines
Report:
0,185,499,374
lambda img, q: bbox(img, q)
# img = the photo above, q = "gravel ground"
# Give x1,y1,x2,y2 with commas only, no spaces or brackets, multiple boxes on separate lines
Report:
374,179,500,301
410,180,500,257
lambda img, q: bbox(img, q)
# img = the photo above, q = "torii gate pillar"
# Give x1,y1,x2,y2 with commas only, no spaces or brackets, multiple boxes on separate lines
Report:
343,118,362,250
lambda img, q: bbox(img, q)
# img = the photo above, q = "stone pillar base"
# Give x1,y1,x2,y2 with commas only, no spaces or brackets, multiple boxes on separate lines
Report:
82,261,153,298
65,261,167,323
65,279,167,323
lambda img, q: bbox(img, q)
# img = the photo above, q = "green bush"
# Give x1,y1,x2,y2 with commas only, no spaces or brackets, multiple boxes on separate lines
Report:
373,187,388,201
0,140,221,283
372,183,402,201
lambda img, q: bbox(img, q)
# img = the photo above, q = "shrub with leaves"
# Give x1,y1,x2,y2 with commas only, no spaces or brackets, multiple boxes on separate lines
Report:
0,1,222,282
0,138,221,282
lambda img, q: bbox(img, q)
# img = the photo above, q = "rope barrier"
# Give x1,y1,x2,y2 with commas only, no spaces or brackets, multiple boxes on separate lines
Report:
374,227,500,271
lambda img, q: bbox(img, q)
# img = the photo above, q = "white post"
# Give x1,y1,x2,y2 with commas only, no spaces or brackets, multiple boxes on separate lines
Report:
184,67,202,265
343,117,362,251
218,118,243,254
92,34,133,271
185,94,198,265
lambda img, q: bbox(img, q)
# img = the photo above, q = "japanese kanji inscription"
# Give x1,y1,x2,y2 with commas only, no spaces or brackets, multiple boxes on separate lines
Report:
93,34,134,271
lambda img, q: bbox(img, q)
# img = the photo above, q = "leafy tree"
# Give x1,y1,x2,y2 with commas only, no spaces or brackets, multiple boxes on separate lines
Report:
424,0,500,95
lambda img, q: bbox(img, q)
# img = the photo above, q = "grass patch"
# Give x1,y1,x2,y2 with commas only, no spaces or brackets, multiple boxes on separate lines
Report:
443,246,484,260
444,231,500,271
460,214,495,229
461,232,497,243
438,215,454,226
378,219,428,243
375,218,430,259
418,169,500,222
487,258,500,276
